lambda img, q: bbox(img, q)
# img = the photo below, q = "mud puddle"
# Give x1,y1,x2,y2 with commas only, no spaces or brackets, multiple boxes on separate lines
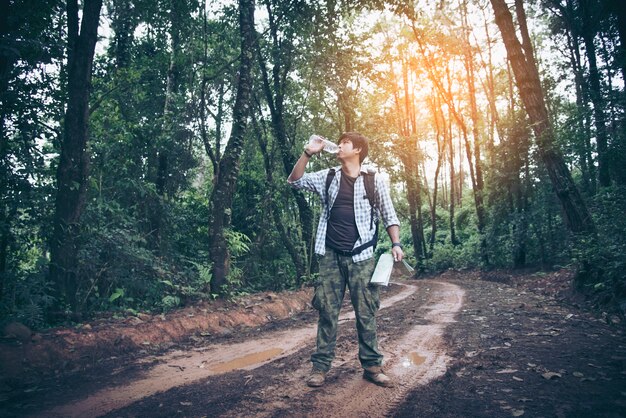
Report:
38,282,419,418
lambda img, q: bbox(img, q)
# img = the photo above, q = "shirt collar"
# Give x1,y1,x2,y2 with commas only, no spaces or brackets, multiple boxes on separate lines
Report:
334,165,370,175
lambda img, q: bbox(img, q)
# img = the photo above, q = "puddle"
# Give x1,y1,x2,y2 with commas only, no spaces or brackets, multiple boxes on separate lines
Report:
408,352,426,365
400,352,427,368
209,348,284,373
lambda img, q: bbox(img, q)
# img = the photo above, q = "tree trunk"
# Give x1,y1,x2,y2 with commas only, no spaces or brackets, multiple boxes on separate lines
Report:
49,0,103,312
256,2,311,278
404,153,425,260
482,13,499,163
394,58,425,261
579,0,610,187
149,0,183,254
0,0,11,301
558,0,596,191
605,0,626,184
429,95,445,252
461,10,489,264
558,0,595,193
208,0,255,296
511,121,530,268
447,116,459,245
490,0,595,234
0,181,12,301
252,110,308,284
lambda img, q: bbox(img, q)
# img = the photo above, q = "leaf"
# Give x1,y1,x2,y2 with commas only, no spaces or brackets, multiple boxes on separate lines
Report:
542,372,562,380
511,409,525,416
109,288,124,303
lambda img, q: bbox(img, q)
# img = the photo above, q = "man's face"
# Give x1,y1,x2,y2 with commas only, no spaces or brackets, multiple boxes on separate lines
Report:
337,138,360,162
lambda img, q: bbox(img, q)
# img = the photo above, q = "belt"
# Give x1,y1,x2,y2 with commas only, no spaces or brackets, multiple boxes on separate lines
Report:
330,247,355,257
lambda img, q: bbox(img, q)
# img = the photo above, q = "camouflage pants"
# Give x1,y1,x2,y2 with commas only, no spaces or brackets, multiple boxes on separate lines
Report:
311,248,382,372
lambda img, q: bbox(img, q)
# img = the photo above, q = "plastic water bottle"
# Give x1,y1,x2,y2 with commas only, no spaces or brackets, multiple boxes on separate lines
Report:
308,135,339,154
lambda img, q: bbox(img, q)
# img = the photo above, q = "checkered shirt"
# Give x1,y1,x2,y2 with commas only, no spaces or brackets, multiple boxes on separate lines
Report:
288,165,400,262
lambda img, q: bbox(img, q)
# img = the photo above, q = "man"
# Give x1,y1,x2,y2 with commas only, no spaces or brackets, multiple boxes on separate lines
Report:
288,132,404,388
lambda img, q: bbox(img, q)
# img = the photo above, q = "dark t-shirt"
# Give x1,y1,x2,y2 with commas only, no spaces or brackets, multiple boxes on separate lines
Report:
326,173,359,251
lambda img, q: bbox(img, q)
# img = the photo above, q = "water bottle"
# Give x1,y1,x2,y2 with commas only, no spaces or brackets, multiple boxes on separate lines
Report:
308,135,339,154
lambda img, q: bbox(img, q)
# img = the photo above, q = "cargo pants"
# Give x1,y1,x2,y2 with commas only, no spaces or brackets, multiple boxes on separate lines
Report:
311,248,382,372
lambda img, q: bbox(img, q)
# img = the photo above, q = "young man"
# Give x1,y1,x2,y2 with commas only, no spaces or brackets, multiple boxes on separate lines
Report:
288,132,404,388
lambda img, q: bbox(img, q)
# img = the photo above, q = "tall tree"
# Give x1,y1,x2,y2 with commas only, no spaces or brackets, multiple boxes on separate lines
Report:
489,0,595,234
208,0,255,296
149,0,187,254
461,0,489,264
579,0,611,187
256,0,312,280
428,93,445,252
49,0,103,311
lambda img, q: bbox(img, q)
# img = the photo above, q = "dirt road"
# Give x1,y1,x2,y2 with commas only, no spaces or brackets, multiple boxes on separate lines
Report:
3,271,626,417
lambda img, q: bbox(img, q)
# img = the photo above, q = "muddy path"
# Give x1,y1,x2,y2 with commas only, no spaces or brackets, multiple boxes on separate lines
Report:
3,271,626,417
42,282,425,418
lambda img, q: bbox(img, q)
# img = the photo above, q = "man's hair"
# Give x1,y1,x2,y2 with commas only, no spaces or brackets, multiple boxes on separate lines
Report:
339,132,369,163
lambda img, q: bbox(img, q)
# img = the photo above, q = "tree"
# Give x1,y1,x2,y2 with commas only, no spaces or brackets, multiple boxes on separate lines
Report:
579,0,611,187
489,0,595,234
207,0,255,296
255,0,313,281
49,0,104,311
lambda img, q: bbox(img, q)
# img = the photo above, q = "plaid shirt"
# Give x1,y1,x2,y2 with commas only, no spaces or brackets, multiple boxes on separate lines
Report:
288,165,400,262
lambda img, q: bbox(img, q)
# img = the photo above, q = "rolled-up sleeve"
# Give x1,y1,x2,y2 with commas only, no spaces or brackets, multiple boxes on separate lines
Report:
376,174,400,229
288,169,328,195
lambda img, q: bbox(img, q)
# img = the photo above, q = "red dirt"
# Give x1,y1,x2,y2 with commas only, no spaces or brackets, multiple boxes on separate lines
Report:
0,289,311,380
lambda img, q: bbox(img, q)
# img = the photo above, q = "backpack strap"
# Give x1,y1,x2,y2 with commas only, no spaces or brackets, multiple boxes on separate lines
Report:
362,172,377,229
325,168,336,219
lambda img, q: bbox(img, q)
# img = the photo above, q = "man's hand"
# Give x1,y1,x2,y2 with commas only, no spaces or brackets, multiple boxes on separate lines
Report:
288,138,324,182
306,137,324,155
392,245,404,262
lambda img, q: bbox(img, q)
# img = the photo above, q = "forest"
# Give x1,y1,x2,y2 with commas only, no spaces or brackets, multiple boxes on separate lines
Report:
1,0,625,328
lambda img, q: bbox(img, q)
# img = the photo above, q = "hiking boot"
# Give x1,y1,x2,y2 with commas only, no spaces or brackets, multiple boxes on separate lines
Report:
363,366,395,388
306,368,327,387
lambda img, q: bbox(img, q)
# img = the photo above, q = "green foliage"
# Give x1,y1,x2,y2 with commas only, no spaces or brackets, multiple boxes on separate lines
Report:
225,229,251,257
0,253,55,328
422,237,482,272
571,187,626,313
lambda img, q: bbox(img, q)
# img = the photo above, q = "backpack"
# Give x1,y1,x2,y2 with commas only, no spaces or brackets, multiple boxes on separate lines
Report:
325,168,379,255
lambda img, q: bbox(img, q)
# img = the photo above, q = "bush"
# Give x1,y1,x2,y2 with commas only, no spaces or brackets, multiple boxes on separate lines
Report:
571,186,626,314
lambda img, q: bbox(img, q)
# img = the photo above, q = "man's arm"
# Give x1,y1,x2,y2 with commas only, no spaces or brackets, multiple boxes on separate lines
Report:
287,141,324,182
288,151,313,182
375,174,403,262
386,224,404,262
